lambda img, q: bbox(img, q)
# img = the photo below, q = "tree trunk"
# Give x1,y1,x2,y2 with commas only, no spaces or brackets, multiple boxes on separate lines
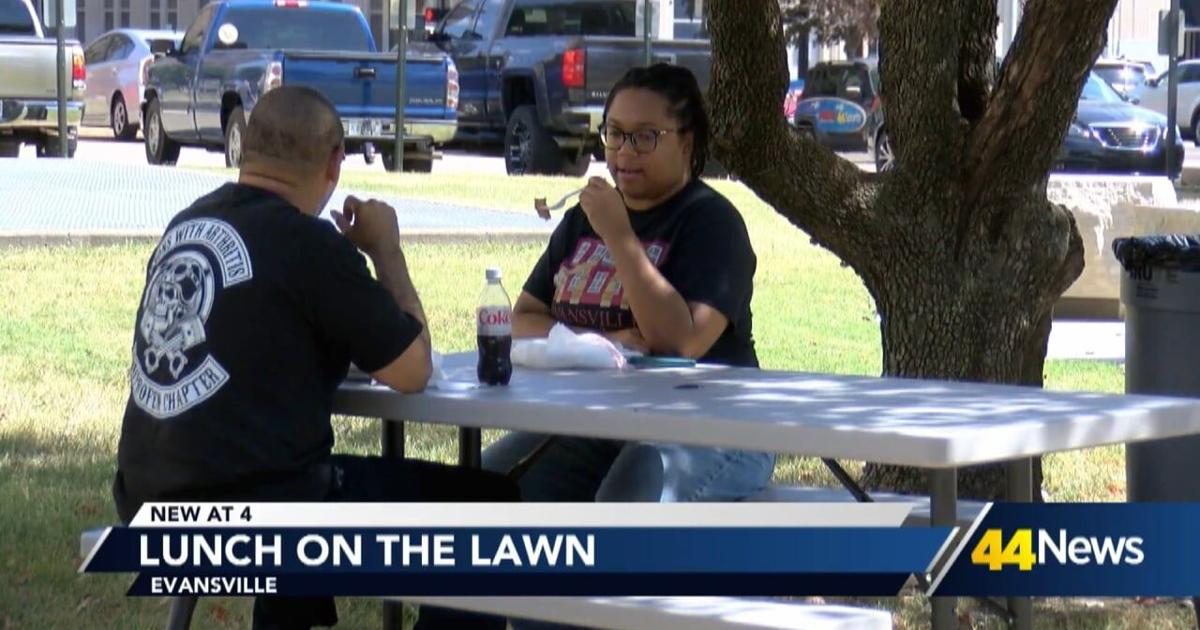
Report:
841,27,864,59
706,0,1115,499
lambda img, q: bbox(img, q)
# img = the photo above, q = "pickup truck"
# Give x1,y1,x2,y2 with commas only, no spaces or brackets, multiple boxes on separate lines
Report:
143,0,459,172
0,0,86,157
426,0,711,176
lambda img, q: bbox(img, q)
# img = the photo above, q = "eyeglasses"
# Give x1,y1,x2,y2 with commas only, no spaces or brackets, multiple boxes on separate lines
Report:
598,124,682,154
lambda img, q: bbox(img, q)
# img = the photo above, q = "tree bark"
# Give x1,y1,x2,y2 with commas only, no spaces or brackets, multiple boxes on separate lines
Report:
707,0,1114,499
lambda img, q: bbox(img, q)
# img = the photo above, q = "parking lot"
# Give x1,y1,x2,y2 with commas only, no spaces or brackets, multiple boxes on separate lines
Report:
18,127,881,177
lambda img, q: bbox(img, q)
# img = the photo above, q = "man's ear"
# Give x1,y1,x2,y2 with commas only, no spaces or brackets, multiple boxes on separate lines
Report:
327,147,344,186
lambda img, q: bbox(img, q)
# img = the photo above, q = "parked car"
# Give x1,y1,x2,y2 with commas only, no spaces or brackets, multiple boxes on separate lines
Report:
0,0,85,157
792,59,882,152
425,0,712,176
872,73,1183,179
1055,72,1183,179
1137,59,1200,143
82,29,182,140
144,0,458,171
1092,58,1149,101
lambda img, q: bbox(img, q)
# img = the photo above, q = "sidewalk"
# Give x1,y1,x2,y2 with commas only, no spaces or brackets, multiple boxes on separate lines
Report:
0,159,554,238
1046,320,1124,362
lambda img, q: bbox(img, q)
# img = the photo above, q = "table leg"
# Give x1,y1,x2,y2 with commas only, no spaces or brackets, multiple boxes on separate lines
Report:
929,468,958,630
459,427,482,469
381,420,405,630
1007,457,1034,630
382,420,405,459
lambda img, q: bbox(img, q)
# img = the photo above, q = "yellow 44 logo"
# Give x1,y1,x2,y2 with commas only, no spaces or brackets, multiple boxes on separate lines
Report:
971,529,1037,571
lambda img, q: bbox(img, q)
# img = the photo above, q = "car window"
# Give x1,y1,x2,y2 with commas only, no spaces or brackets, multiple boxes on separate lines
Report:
1094,65,1146,91
179,4,217,55
441,2,477,39
0,0,36,35
803,65,874,102
507,1,636,37
85,35,112,64
217,8,372,52
470,0,505,39
145,36,179,54
1182,64,1200,83
111,34,135,60
1079,73,1122,103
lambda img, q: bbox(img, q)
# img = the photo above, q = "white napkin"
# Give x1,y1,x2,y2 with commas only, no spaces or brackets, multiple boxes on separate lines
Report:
512,323,633,370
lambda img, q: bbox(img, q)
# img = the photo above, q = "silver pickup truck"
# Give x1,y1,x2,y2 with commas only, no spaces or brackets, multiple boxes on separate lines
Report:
0,0,85,157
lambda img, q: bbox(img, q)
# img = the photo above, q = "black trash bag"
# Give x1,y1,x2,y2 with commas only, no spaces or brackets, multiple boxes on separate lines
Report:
1112,235,1200,272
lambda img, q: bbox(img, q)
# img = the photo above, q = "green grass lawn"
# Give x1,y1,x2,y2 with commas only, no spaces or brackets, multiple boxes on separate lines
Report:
2,172,1187,628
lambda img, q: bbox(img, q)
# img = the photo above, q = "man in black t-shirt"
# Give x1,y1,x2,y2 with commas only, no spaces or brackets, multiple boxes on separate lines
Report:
113,87,515,629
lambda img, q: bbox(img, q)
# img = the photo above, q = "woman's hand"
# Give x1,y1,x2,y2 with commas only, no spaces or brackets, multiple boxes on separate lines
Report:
579,177,633,244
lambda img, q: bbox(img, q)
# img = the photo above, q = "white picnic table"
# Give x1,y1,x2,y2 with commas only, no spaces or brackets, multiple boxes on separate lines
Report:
333,352,1200,630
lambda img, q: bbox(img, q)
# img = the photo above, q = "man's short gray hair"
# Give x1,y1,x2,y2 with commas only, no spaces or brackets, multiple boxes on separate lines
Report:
242,86,344,172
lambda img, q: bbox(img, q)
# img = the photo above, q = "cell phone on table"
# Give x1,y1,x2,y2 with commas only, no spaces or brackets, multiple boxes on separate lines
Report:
628,355,696,368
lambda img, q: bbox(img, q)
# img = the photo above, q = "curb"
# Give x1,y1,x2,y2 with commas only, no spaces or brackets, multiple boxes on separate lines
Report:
0,229,551,249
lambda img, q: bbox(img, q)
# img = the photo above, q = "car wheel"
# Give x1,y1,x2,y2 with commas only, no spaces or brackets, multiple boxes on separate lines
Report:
505,105,566,176
0,140,18,158
562,150,592,177
874,128,895,172
111,94,138,141
144,99,181,166
224,106,247,168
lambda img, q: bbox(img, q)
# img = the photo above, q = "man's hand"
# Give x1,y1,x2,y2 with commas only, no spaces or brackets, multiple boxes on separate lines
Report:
331,196,400,257
579,177,632,244
604,328,648,353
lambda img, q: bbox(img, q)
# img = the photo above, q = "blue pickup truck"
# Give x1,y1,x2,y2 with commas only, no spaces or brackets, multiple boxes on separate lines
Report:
142,0,459,172
426,0,710,176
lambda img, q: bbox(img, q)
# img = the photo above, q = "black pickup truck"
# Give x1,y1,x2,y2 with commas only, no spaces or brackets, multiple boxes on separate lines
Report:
426,0,710,175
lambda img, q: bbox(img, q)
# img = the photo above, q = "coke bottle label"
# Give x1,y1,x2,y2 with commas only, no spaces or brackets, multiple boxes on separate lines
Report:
477,306,512,336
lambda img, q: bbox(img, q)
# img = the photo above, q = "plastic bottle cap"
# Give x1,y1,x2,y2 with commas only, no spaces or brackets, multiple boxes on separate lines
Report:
486,267,502,282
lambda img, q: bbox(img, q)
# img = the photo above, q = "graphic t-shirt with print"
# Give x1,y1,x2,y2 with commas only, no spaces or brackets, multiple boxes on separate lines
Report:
114,184,422,517
524,179,757,367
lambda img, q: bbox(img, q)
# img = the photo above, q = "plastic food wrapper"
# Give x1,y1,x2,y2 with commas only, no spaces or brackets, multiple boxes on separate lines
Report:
512,323,638,370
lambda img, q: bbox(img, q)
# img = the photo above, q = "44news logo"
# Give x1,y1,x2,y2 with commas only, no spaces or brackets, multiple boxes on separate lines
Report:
969,528,1145,572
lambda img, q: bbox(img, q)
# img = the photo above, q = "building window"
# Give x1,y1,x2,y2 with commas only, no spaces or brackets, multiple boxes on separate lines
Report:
103,0,113,30
167,0,177,29
150,0,160,29
120,0,129,27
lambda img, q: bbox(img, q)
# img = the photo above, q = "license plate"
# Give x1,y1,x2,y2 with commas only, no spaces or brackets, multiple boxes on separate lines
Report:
343,119,381,137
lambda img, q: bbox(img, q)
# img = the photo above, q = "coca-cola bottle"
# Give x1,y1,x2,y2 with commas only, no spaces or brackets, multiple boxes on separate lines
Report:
476,267,513,386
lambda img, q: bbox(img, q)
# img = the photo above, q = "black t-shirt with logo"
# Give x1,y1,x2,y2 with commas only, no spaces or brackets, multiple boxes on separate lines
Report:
524,179,757,367
114,184,421,519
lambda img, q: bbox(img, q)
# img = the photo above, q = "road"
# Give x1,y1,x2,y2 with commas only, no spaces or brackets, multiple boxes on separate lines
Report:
45,127,878,176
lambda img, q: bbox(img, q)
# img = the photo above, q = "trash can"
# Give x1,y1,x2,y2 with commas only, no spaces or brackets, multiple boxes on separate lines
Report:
1114,234,1200,501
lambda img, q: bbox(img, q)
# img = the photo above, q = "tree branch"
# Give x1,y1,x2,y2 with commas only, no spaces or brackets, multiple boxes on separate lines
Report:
707,0,875,260
964,0,1117,210
877,0,965,175
957,0,998,124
